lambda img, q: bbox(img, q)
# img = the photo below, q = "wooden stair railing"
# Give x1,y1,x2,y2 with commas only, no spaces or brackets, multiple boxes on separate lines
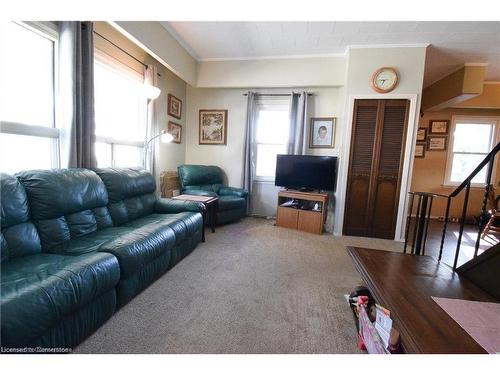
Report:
405,142,500,270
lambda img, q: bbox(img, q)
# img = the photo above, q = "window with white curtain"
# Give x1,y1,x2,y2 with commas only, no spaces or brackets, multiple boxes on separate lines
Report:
254,98,290,180
93,53,147,168
0,21,59,174
444,116,498,186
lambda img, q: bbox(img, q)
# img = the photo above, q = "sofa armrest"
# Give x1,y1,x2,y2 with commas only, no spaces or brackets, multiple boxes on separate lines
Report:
182,189,218,198
155,198,205,214
218,186,248,198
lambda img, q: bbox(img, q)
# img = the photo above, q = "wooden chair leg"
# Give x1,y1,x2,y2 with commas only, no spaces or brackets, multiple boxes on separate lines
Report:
481,215,495,239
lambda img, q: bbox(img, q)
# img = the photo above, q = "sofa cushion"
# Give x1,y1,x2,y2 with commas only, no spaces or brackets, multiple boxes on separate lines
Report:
98,222,177,278
93,168,157,225
0,234,8,264
59,226,133,255
126,212,202,245
1,173,30,228
16,169,112,252
94,167,155,202
218,186,248,198
218,195,246,211
1,173,42,261
1,223,41,261
178,165,223,189
0,252,120,347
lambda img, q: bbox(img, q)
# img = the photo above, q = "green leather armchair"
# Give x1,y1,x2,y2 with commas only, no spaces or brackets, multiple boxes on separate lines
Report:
177,165,248,225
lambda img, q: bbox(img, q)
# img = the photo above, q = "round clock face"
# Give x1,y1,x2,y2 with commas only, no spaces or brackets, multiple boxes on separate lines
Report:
372,67,398,93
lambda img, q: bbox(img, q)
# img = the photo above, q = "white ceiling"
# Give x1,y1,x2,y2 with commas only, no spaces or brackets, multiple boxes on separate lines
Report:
161,21,500,87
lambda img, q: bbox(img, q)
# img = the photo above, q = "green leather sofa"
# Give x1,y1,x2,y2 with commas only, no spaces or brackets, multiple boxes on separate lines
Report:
177,164,248,225
1,168,204,349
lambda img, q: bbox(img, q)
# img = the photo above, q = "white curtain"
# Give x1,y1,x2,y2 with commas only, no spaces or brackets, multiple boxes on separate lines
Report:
288,91,309,155
144,64,160,193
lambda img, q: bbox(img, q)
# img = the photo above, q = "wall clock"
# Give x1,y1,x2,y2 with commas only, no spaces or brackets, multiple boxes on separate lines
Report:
371,67,399,93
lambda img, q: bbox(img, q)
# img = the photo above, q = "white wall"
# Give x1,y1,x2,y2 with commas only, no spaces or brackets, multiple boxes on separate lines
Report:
185,87,248,187
197,56,346,88
305,87,346,231
185,45,428,236
334,46,427,238
345,47,427,95
185,86,343,228
155,67,186,173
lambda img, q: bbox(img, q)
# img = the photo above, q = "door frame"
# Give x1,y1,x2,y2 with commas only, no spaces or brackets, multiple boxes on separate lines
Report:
334,93,420,241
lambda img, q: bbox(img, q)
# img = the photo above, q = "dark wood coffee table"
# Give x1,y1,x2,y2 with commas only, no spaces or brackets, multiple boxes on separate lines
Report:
347,247,495,353
172,194,218,242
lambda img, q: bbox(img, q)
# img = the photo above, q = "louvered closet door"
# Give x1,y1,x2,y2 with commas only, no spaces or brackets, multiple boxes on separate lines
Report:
370,100,409,238
343,99,409,239
343,100,379,236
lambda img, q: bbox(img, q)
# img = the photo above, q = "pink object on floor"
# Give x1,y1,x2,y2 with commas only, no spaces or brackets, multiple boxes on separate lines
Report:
432,296,500,354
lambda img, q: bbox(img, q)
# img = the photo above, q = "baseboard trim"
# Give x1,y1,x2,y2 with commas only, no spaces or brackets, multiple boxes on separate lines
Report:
248,214,276,220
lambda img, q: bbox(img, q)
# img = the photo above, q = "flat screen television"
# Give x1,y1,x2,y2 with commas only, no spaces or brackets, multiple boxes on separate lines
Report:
275,155,337,191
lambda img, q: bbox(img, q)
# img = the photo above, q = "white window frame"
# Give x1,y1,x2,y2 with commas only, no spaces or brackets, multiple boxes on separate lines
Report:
93,50,146,167
0,21,60,170
253,97,290,182
443,115,499,187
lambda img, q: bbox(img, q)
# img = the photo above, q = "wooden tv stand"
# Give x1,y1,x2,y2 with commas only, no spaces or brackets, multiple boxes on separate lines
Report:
276,190,328,234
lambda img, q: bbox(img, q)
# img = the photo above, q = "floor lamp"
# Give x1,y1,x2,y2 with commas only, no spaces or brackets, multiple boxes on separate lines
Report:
143,84,173,169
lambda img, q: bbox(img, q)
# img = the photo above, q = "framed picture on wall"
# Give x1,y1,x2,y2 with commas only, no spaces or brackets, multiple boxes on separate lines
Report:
416,128,427,142
414,142,426,158
427,136,448,151
199,109,228,145
309,117,336,148
168,94,182,119
429,120,449,134
167,121,182,144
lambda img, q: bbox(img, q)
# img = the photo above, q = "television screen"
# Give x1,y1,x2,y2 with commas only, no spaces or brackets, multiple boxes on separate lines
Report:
275,155,337,191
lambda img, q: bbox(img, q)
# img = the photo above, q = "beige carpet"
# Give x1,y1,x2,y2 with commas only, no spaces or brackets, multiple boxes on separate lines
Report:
75,217,402,354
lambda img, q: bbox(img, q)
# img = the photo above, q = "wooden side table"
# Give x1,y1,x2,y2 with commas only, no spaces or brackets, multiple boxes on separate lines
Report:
172,194,219,242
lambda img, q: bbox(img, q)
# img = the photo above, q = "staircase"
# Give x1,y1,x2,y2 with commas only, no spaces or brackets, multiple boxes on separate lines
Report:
404,142,500,273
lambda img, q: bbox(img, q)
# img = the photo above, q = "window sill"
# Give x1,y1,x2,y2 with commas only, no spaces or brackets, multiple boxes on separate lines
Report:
253,178,276,184
441,183,487,190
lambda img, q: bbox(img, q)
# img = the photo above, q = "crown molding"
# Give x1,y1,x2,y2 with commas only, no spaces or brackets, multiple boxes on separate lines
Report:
159,22,201,61
198,44,430,62
199,52,347,62
346,43,430,51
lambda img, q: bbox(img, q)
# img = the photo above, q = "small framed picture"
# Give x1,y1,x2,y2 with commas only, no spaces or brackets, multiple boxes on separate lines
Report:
416,128,427,142
427,136,447,151
415,142,426,158
168,94,182,119
429,120,449,134
309,117,336,148
199,109,228,145
167,121,182,144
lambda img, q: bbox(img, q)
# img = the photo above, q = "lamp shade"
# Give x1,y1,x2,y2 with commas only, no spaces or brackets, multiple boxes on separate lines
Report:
161,132,174,143
144,84,161,100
